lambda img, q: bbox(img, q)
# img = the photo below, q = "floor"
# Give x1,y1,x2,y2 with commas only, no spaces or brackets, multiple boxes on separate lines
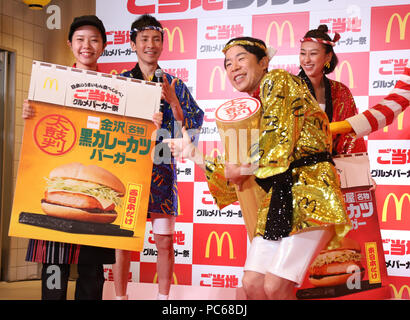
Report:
103,281,239,300
0,280,75,300
1,280,239,300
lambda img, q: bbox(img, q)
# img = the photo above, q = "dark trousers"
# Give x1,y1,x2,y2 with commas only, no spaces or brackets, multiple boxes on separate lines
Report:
41,263,105,300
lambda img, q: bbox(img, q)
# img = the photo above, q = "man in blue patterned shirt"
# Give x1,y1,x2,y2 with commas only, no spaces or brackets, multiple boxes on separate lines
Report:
112,14,204,300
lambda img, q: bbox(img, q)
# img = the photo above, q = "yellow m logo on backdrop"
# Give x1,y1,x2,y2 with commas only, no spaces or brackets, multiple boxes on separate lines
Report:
163,26,185,53
389,284,410,299
266,20,295,47
385,12,409,43
205,231,234,259
153,272,178,285
335,60,354,89
383,112,404,132
110,69,128,75
382,193,410,222
209,66,227,93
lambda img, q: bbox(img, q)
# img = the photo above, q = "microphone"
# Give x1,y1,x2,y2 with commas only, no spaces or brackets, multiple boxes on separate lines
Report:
155,68,164,112
154,68,163,82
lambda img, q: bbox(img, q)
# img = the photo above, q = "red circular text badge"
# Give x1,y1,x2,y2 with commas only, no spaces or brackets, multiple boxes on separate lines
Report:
34,114,77,156
215,97,260,122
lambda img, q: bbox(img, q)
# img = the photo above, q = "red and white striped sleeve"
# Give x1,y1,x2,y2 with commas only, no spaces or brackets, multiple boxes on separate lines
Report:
347,60,410,138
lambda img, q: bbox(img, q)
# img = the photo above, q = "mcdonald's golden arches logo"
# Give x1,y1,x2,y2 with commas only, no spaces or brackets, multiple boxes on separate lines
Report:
209,66,227,93
382,193,410,222
383,112,404,132
389,284,410,299
163,26,185,53
43,77,58,91
335,60,354,89
266,20,295,48
153,272,178,285
205,231,234,259
110,69,128,75
386,12,409,43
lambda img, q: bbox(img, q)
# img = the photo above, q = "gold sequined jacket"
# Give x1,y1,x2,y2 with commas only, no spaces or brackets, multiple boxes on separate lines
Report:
205,69,351,247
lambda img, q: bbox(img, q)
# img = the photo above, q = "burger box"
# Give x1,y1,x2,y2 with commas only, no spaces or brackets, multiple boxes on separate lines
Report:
295,153,392,299
8,61,163,252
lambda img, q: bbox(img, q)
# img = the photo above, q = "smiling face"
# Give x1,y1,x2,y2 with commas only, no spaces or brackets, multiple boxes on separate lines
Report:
224,45,269,95
131,29,163,67
68,25,106,70
299,41,332,78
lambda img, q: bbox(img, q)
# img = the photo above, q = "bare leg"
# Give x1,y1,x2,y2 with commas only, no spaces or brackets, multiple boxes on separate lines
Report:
264,272,296,300
153,233,174,297
112,249,131,299
242,270,268,300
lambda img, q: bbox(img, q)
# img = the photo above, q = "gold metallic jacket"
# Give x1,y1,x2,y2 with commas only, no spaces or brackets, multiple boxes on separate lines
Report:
205,69,351,248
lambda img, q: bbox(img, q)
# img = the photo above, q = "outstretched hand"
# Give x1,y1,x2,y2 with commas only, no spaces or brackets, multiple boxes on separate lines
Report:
164,127,196,161
161,74,184,121
161,74,179,106
330,120,353,136
224,163,253,191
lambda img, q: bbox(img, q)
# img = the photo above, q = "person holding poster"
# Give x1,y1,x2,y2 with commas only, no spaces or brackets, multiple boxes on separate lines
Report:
298,24,366,155
112,14,204,300
166,37,351,300
22,15,117,300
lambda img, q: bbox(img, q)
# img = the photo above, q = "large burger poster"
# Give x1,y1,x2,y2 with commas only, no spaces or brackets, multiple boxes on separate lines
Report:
295,154,392,299
8,61,161,251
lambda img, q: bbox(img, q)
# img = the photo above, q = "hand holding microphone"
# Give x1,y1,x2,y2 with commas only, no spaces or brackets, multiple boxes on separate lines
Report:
155,68,179,110
154,68,184,136
155,68,165,113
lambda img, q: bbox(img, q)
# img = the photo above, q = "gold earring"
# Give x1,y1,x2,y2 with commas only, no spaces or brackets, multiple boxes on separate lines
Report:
324,61,330,69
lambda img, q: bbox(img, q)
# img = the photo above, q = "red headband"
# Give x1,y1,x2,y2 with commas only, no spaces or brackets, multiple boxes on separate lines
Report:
300,32,341,47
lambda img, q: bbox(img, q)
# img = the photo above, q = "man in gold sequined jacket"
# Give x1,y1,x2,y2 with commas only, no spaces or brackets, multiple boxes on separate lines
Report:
167,37,351,300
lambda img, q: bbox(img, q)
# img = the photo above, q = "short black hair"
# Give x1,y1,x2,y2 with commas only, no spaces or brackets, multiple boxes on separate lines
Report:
223,37,267,69
303,24,338,74
68,15,107,44
130,14,163,43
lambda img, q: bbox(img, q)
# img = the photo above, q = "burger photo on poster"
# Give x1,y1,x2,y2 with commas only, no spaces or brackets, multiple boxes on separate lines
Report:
41,162,125,224
308,238,365,287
